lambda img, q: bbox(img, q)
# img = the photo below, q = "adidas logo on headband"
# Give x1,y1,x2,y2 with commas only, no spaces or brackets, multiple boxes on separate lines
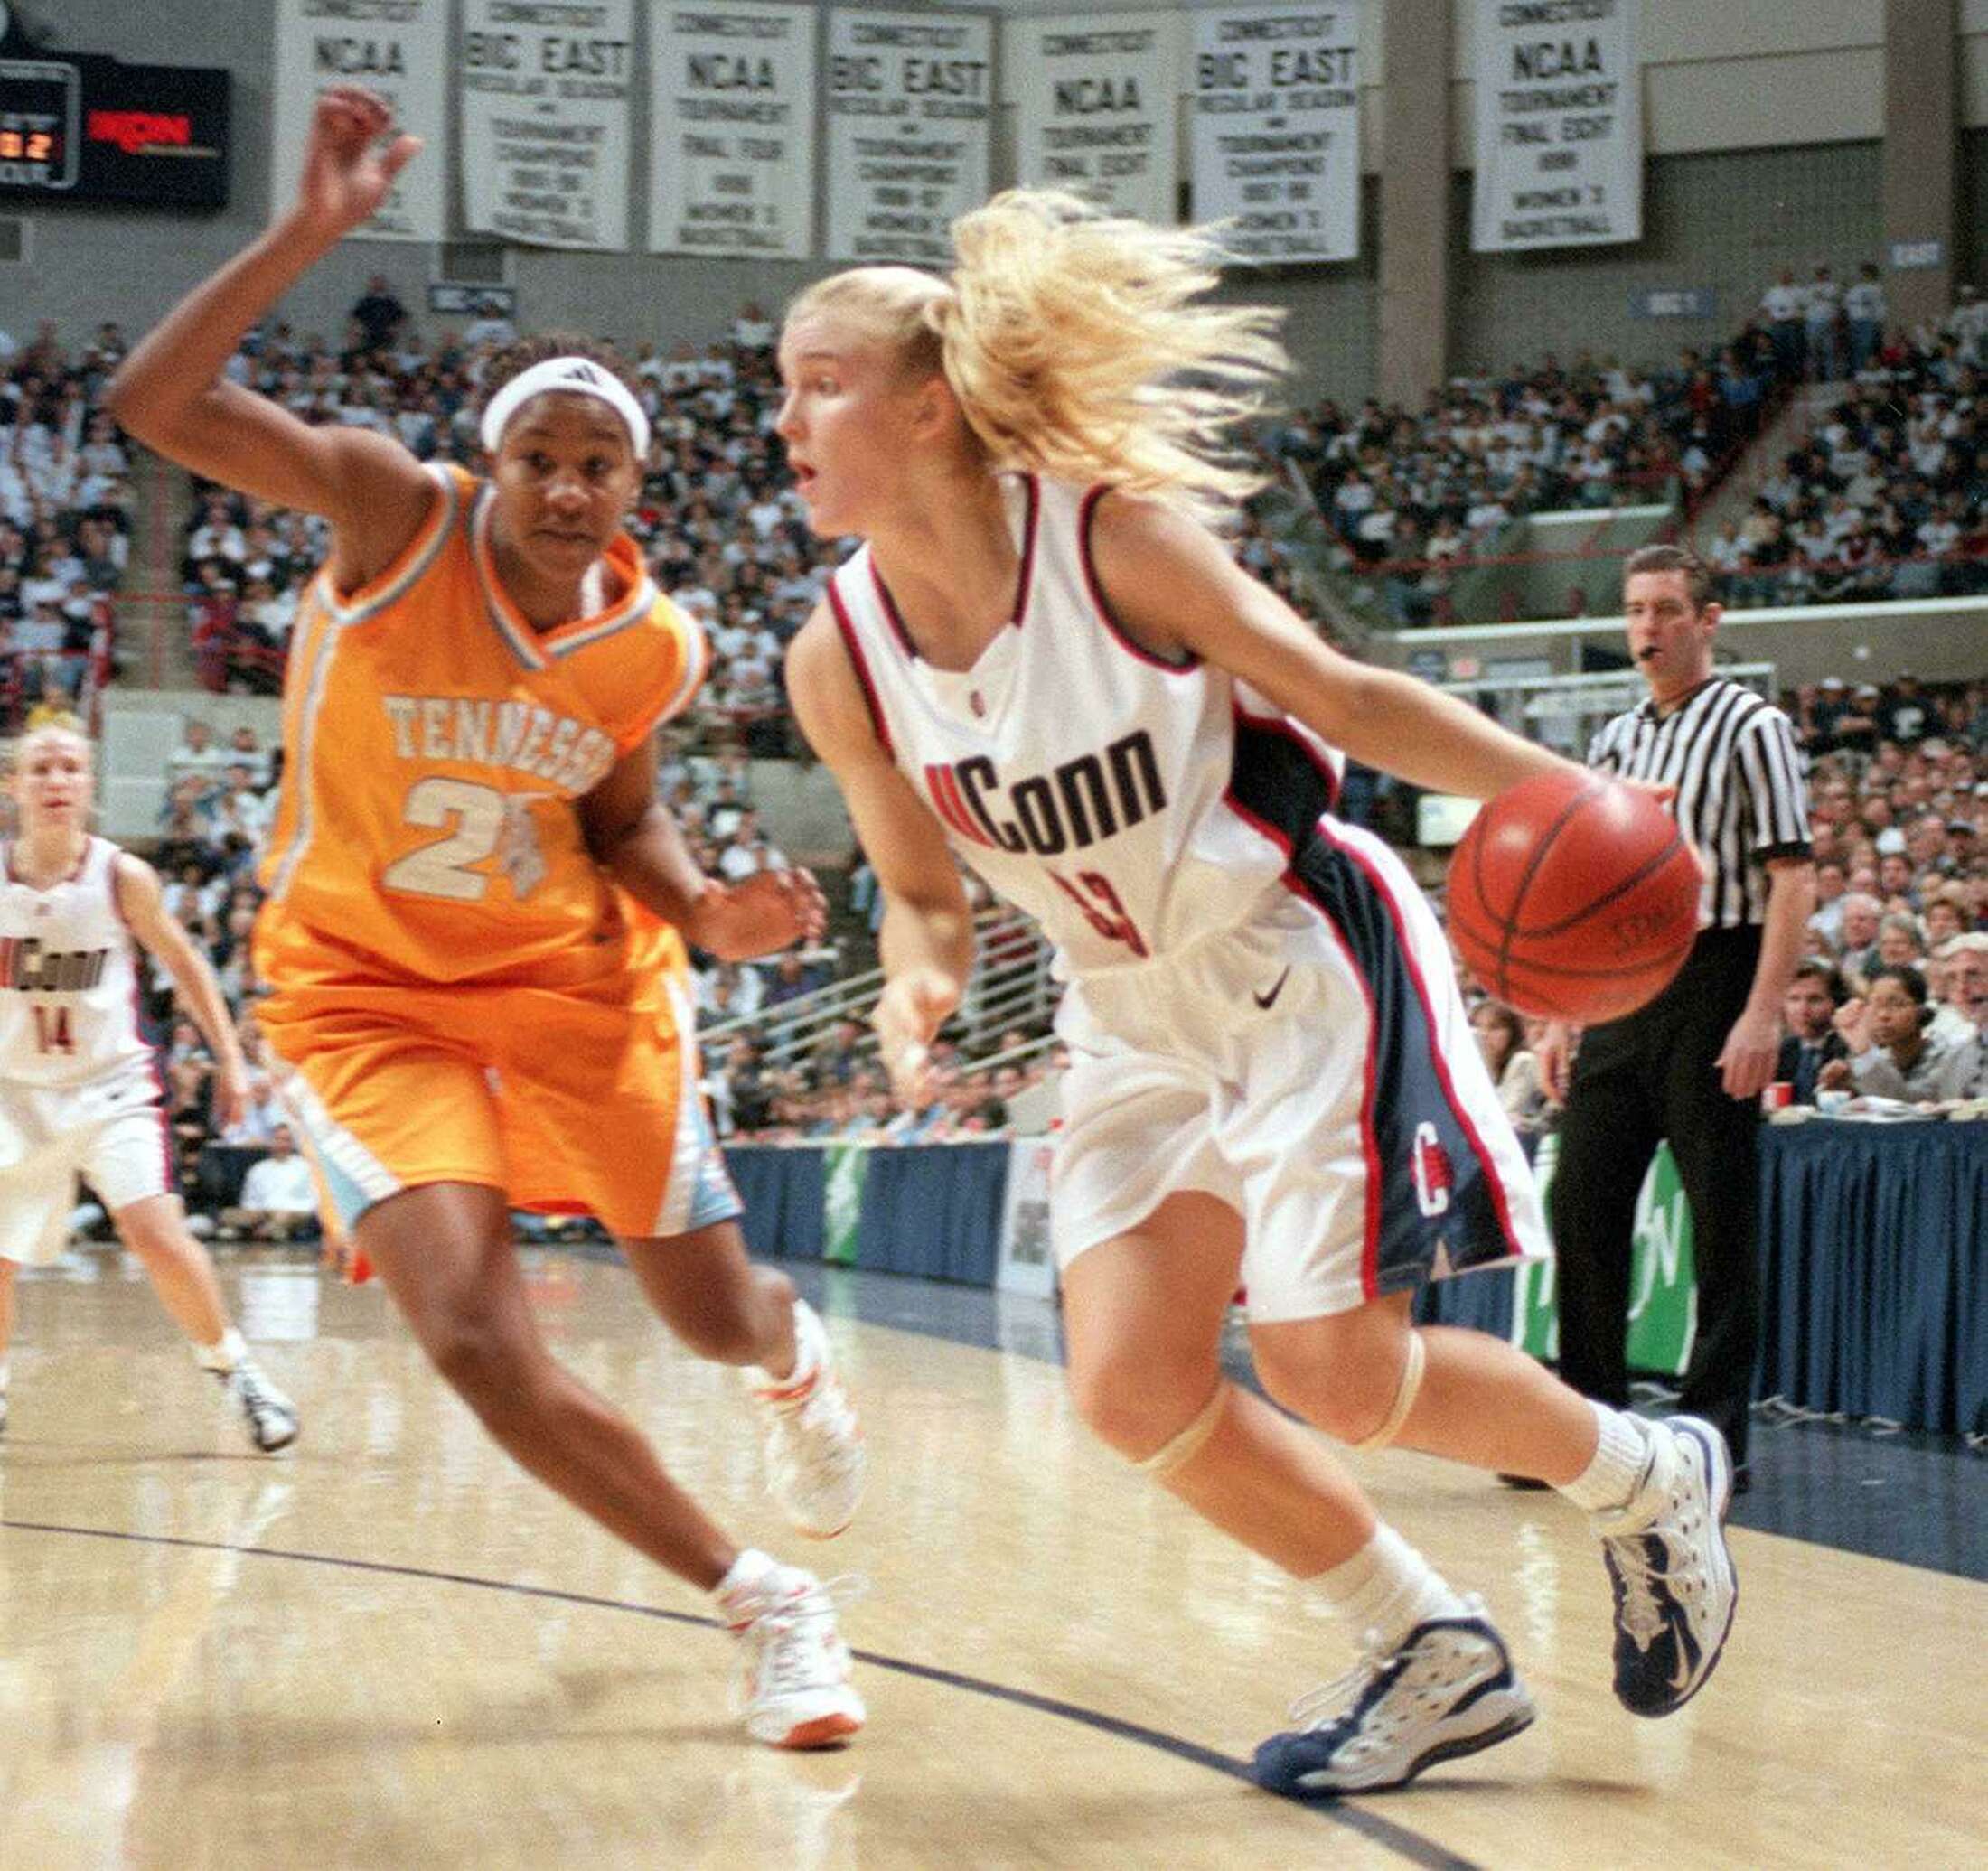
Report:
479,354,651,458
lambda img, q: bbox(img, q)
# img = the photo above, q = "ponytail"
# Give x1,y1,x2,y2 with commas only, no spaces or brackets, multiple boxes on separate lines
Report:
787,190,1289,516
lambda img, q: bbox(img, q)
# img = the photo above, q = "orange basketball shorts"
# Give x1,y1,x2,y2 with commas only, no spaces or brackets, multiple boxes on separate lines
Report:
255,959,739,1243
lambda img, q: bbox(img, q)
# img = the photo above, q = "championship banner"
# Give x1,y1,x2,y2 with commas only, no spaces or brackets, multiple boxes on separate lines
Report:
461,0,634,250
271,0,445,239
1470,0,1641,252
1188,5,1360,263
1006,10,1178,225
648,4,816,258
826,8,993,266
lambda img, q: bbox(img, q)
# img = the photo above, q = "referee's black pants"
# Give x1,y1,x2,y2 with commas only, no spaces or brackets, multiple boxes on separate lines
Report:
1549,929,1763,1468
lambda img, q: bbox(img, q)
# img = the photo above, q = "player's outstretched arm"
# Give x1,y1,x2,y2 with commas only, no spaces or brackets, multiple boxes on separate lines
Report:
787,607,972,1107
112,854,251,1129
105,86,431,585
1085,491,1582,801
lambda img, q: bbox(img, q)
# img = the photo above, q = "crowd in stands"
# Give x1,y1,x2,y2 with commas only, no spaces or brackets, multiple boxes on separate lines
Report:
1257,319,1794,628
0,320,130,731
1702,285,1988,609
1458,670,1988,1125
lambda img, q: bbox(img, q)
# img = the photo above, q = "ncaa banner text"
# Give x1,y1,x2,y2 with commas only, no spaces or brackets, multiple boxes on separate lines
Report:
648,4,817,257
271,0,447,240
1471,0,1642,251
1006,10,1179,225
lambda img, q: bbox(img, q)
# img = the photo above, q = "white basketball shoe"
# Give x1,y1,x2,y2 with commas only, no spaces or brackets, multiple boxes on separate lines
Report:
746,1299,865,1539
726,1562,867,1750
1253,1600,1536,1797
213,1355,300,1454
1593,1415,1738,1717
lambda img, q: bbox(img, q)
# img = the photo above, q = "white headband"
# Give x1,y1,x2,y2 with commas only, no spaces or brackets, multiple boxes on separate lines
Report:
480,355,651,459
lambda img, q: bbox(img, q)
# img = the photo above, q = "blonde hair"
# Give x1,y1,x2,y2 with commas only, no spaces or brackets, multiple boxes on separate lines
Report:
786,191,1289,514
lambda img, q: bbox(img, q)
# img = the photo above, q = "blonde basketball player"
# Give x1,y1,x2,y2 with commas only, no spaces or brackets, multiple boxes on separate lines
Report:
0,722,298,1453
107,88,864,1749
778,193,1738,1795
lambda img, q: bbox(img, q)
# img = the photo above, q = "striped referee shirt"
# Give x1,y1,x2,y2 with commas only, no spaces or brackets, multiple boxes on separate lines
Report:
1587,677,1811,929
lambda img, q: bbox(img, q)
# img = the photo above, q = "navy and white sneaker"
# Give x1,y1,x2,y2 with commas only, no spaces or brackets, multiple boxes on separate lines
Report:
1594,1415,1738,1717
214,1357,300,1454
1252,1602,1536,1798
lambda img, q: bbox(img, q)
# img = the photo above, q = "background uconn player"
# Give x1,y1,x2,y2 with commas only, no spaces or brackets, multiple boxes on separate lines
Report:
0,722,298,1452
782,192,1739,1797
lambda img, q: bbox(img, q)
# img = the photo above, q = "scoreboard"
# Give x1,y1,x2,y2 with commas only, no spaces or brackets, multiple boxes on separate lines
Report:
0,8,228,208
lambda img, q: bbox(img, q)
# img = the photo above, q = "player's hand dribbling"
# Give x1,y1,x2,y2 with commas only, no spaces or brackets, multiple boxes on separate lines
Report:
683,868,825,960
872,969,961,1108
293,87,423,242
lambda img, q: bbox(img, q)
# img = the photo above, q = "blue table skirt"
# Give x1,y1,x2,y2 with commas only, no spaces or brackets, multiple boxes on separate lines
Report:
717,1124,1987,1436
1757,1122,1988,1436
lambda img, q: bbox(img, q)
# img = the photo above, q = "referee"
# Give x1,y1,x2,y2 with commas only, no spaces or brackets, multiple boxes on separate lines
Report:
1539,544,1815,1491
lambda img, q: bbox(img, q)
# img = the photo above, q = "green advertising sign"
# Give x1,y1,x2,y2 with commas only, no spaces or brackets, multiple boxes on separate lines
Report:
1518,1133,1698,1378
821,1143,870,1268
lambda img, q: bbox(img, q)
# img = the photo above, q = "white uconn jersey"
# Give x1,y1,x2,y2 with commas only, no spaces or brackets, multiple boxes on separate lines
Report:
0,837,153,1090
828,475,1345,975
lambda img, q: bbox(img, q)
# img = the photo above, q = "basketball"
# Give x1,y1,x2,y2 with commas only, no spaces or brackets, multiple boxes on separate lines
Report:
1446,771,1701,1024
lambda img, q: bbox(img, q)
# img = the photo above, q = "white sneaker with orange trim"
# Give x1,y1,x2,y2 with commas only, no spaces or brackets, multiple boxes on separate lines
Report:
725,1561,867,1750
746,1299,865,1539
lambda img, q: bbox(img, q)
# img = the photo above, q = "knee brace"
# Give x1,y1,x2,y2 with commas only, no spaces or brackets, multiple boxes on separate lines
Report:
1132,1379,1232,1477
1353,1330,1427,1452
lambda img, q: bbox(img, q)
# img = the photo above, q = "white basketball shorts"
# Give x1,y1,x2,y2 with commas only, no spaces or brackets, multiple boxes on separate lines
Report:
0,1067,174,1267
1051,819,1548,1323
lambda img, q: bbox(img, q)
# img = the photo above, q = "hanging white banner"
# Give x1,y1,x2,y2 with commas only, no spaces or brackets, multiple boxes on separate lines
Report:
1470,0,1642,252
460,0,636,251
648,4,817,258
1006,10,1179,225
826,9,994,266
1188,5,1360,262
270,0,448,241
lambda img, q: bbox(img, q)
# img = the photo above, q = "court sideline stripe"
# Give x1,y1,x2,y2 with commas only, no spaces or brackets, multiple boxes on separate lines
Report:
1,1513,1481,1870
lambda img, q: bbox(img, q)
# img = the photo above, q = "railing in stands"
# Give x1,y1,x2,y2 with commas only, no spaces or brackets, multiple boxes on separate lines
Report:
704,903,1055,1073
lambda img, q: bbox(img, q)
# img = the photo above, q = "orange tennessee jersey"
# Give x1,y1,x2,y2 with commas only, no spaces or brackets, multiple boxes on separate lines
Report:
257,464,707,987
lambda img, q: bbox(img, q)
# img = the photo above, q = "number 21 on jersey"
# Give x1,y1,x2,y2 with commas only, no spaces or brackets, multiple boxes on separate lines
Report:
381,778,549,903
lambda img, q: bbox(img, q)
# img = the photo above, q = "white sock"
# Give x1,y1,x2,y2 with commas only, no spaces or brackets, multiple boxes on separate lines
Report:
0,1360,10,1392
758,1301,820,1393
1310,1525,1468,1655
713,1548,783,1620
194,1326,247,1374
1556,1400,1655,1514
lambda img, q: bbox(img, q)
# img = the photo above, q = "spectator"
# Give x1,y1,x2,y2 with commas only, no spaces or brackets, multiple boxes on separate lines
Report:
1469,1001,1549,1128
219,1124,319,1240
1824,964,1961,1100
1929,932,1988,1050
349,273,408,354
1760,268,1805,379
1803,265,1842,381
1775,959,1849,1102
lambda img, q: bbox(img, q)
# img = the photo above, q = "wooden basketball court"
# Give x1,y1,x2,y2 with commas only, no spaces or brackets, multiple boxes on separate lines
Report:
1,1248,1981,1868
